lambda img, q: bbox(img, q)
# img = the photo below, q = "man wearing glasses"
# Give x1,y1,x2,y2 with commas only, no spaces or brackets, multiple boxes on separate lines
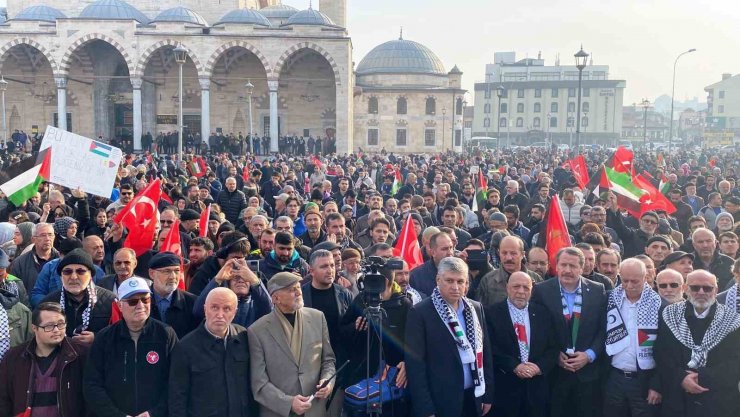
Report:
655,269,687,304
84,277,179,417
106,183,136,213
0,302,89,416
606,192,659,258
147,252,198,338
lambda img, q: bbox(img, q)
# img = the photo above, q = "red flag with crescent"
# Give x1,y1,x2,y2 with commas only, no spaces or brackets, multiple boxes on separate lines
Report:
113,179,162,256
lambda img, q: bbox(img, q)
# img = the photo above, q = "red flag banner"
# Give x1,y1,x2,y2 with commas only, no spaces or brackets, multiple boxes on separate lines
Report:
607,146,634,175
113,179,161,256
633,174,677,215
568,155,590,189
160,219,186,289
199,204,211,238
393,215,423,271
545,195,572,276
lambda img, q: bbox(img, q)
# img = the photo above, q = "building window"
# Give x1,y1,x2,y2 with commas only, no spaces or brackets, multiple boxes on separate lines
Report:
583,88,590,97
500,89,508,98
456,98,463,115
551,88,559,98
396,129,407,146
551,102,558,113
397,98,407,115
483,117,490,127
500,103,508,113
550,117,557,128
424,129,436,146
484,87,491,99
718,105,725,113
368,97,378,114
568,102,575,113
568,88,576,97
567,117,574,127
517,103,524,113
533,117,541,128
582,117,589,127
517,89,525,98
534,103,541,113
425,97,436,115
535,88,542,98
719,90,725,99
516,117,524,127
499,117,507,127
583,102,590,112
367,128,379,146
484,103,491,114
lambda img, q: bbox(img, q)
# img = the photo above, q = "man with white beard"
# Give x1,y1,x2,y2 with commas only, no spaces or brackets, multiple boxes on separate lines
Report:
655,270,740,417
148,252,198,338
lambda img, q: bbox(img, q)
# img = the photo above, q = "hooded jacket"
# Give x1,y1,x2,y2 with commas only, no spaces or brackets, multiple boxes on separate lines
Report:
0,288,32,350
258,250,310,283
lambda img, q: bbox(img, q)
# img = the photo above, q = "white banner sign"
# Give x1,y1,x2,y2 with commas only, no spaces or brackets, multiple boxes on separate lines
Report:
40,126,122,198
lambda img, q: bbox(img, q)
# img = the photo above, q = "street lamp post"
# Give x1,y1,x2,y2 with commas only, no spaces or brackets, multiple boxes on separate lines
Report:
640,98,650,148
669,48,696,155
496,86,505,150
442,107,447,151
245,79,254,146
0,77,7,148
462,99,467,150
574,46,589,153
173,44,188,162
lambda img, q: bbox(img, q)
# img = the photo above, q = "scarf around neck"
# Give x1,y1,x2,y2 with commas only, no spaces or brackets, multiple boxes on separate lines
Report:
559,282,582,353
0,306,9,360
60,281,97,333
274,308,303,363
605,283,662,369
726,283,739,313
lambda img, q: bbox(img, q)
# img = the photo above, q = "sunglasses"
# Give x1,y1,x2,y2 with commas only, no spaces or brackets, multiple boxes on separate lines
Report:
121,192,134,196
688,285,715,293
123,296,151,307
61,268,89,276
658,283,680,289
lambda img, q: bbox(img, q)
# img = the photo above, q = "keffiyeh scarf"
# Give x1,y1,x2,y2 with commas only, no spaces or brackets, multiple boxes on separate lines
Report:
508,300,529,363
726,284,739,313
605,284,662,369
0,307,9,360
431,287,486,398
60,281,97,332
662,301,740,369
560,283,582,353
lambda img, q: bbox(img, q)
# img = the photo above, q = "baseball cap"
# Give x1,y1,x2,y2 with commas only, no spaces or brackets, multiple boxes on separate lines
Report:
118,277,151,300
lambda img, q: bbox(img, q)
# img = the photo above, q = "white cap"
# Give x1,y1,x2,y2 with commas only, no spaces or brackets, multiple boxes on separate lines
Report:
118,277,151,300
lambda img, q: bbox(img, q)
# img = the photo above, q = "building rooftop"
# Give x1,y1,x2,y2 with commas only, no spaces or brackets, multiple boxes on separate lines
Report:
215,8,272,27
357,38,446,76
151,7,208,26
283,7,336,27
12,5,66,23
79,0,149,24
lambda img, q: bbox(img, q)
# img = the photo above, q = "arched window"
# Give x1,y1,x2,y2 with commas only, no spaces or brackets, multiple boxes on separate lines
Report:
368,97,378,114
551,102,558,113
583,102,590,112
549,117,557,128
500,103,508,113
582,117,589,127
484,103,491,114
534,103,541,113
397,97,407,115
483,118,490,127
533,117,541,128
516,117,524,127
517,103,524,113
425,97,436,115
500,117,507,127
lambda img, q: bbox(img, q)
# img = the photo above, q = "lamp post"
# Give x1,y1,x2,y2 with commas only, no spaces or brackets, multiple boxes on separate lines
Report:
245,79,254,144
640,98,650,148
496,85,505,150
0,77,7,148
462,99,467,150
173,44,188,162
668,48,696,155
574,46,589,153
442,107,447,151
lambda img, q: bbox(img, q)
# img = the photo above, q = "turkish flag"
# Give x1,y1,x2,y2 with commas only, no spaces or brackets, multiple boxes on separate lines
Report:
198,204,211,237
545,195,572,276
634,174,677,215
393,215,423,271
160,219,186,289
568,155,590,189
113,179,162,256
607,146,634,176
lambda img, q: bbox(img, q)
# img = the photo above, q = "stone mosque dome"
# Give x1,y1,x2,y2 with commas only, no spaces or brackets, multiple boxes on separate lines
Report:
215,8,272,27
152,6,208,26
283,7,337,27
356,37,446,76
79,0,149,24
13,5,67,22
259,4,299,20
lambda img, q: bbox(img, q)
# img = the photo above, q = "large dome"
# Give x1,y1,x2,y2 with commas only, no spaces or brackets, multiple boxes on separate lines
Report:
79,0,149,24
151,7,207,26
215,8,271,27
357,38,446,76
259,4,298,19
13,5,66,22
284,8,336,27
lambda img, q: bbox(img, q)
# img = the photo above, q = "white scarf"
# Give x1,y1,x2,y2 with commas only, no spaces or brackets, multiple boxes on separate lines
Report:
605,284,661,369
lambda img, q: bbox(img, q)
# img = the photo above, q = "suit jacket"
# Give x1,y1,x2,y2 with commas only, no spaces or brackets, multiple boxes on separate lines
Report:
405,298,494,417
486,300,558,417
530,277,607,382
248,308,336,417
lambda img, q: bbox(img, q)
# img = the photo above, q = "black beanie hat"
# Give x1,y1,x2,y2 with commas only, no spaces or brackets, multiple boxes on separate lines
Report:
57,248,95,275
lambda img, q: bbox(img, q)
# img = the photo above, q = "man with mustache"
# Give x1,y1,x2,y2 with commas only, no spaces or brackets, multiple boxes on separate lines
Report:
148,252,198,339
476,236,542,307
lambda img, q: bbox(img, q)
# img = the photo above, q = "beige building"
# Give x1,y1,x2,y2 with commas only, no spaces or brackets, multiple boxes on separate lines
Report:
705,73,740,132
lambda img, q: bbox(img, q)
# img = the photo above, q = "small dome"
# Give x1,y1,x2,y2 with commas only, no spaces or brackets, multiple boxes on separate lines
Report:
215,8,271,27
13,5,66,22
152,6,207,26
259,4,298,19
79,0,149,24
284,8,336,27
357,38,446,76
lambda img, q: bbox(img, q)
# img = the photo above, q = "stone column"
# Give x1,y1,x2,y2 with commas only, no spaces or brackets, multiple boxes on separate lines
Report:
335,82,352,154
131,78,143,150
268,79,278,153
199,78,210,146
54,76,67,131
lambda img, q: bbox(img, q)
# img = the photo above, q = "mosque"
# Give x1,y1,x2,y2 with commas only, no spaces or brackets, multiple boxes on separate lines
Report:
0,0,465,154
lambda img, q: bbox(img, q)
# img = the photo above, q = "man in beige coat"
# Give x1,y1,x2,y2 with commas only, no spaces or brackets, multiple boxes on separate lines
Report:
248,272,336,417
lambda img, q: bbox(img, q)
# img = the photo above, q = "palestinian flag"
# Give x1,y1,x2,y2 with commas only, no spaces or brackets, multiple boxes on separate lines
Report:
475,170,488,205
391,169,402,196
0,149,51,206
603,166,648,218
188,156,206,178
638,329,657,347
658,174,671,195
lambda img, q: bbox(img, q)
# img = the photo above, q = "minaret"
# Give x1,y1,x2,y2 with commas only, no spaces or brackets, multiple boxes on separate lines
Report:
319,0,347,27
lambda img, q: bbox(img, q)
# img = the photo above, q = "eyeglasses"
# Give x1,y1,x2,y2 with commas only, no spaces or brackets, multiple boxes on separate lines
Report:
658,282,680,289
61,268,89,276
688,285,715,293
121,192,133,196
160,220,175,225
123,296,151,307
37,322,67,332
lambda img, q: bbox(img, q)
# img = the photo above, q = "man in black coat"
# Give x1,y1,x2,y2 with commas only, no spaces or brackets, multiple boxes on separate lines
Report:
530,247,607,417
606,192,658,258
486,271,558,417
405,256,493,417
217,177,248,225
147,252,198,339
169,287,257,417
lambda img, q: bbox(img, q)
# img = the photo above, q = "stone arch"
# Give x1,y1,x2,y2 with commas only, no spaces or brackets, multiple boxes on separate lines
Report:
273,42,341,84
0,38,59,73
59,33,135,76
204,40,271,79
133,39,206,78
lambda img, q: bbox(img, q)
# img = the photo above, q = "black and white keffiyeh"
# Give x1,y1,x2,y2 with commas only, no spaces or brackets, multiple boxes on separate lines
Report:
0,306,9,360
431,287,486,397
605,283,662,369
60,281,97,332
726,284,739,313
662,300,740,369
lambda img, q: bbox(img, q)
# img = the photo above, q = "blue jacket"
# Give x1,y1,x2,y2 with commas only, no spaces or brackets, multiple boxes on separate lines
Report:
30,259,105,308
193,278,273,328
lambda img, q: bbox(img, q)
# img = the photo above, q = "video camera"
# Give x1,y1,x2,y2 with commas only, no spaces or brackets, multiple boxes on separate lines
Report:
358,256,403,307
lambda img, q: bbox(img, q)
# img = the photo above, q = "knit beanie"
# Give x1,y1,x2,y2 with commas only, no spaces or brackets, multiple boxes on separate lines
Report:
56,248,95,275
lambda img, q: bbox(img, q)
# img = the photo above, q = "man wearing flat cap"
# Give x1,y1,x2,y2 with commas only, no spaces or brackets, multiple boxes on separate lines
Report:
148,251,198,338
248,272,336,417
644,235,674,268
660,251,694,281
179,209,201,239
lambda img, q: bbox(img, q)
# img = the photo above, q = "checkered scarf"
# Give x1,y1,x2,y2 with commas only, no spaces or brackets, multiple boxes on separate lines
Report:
0,306,9,360
60,281,97,332
726,284,739,313
0,280,19,298
507,300,529,363
662,300,740,369
605,284,661,369
560,283,582,351
431,287,486,397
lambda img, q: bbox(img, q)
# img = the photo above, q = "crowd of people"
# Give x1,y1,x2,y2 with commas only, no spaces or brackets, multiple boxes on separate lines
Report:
0,143,738,417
